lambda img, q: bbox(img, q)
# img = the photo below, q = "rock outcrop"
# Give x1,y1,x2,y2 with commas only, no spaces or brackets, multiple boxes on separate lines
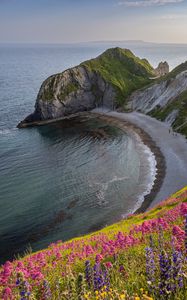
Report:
35,66,116,120
128,70,187,114
18,47,187,135
154,61,169,77
18,48,155,127
127,64,187,136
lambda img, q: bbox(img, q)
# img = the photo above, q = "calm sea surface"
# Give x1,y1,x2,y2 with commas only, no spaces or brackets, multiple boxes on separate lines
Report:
0,42,187,263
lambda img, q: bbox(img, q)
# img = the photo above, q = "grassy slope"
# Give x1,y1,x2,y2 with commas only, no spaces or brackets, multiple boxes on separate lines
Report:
147,61,187,137
0,187,187,299
82,47,155,107
162,61,187,81
150,90,187,136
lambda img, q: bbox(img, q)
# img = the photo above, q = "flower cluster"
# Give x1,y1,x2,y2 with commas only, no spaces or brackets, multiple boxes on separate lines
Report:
0,187,186,299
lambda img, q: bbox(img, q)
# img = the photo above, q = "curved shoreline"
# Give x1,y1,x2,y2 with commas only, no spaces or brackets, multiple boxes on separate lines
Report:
93,109,187,210
92,112,166,214
18,110,166,214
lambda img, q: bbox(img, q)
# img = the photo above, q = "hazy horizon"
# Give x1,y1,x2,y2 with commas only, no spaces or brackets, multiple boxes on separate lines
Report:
0,0,187,44
1,40,187,46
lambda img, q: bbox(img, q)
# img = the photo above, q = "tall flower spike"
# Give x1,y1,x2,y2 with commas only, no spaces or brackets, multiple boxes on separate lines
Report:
159,250,172,296
85,260,92,288
43,280,52,299
145,246,155,294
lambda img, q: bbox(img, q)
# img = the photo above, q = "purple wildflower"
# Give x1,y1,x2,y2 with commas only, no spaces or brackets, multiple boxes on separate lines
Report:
93,263,102,291
43,280,52,299
93,262,110,291
16,273,31,300
85,260,92,288
159,250,172,296
103,269,110,291
145,246,156,293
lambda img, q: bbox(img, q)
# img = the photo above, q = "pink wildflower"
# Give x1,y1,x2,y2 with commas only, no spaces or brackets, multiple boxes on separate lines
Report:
95,254,103,263
3,287,12,300
104,262,113,269
180,203,187,216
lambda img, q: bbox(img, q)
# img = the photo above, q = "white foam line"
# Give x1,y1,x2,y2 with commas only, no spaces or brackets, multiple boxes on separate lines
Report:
122,131,157,216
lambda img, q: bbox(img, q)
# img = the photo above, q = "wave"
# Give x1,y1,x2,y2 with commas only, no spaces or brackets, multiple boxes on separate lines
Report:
91,175,129,206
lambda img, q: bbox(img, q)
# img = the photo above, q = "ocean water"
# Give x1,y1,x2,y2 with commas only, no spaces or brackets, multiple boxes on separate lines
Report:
0,42,187,264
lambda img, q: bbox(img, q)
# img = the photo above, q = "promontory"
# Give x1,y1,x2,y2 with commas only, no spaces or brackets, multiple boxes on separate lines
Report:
18,47,187,137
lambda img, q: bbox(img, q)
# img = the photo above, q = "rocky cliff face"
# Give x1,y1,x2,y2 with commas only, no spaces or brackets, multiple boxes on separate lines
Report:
127,68,187,136
34,66,115,120
19,48,155,126
128,70,187,114
22,66,115,123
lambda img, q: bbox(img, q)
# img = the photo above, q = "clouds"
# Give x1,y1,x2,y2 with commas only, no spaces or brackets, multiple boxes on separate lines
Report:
118,0,184,7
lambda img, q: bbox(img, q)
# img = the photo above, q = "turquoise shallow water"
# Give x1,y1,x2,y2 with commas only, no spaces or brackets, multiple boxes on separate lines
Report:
1,42,187,264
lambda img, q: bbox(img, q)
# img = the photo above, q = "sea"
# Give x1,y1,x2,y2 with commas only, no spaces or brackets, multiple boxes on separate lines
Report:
0,41,187,264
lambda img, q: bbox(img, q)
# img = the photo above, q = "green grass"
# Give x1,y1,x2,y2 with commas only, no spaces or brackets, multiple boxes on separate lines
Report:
41,48,155,108
59,82,79,101
81,47,155,107
0,186,187,299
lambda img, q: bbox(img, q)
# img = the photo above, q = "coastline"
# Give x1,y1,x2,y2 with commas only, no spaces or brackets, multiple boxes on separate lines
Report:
93,109,187,209
18,110,166,214
92,112,166,214
17,108,187,214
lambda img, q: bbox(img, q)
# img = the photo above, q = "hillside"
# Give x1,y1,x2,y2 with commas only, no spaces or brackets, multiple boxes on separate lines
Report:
81,48,154,105
128,61,187,137
150,90,187,136
18,48,155,127
0,186,187,299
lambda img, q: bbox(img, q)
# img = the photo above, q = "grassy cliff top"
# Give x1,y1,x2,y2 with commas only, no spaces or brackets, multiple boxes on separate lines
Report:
167,60,187,79
0,186,187,299
81,47,155,106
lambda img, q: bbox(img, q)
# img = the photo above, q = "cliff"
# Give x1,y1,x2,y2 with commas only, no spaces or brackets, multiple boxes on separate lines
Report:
128,61,187,136
18,48,155,127
18,47,187,136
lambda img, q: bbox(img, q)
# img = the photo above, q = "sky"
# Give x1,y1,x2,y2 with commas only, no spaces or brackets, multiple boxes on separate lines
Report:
0,0,187,44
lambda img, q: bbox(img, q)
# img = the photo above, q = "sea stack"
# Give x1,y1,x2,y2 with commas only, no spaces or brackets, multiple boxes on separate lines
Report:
154,61,169,77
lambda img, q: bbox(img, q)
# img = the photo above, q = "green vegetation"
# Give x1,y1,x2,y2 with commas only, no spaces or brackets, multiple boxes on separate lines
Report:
41,48,155,107
42,74,79,103
59,82,79,101
42,76,56,101
1,187,187,299
165,61,187,80
150,90,187,137
155,60,187,85
82,47,155,107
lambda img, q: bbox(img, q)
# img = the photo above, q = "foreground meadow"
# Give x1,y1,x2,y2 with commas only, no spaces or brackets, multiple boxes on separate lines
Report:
0,187,187,300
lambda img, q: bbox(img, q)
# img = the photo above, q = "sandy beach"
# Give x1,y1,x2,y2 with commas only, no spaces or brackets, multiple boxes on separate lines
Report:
92,108,187,209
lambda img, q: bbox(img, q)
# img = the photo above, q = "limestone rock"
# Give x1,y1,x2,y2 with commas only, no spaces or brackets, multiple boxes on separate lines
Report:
154,61,169,77
19,47,154,126
23,66,116,123
128,70,187,114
